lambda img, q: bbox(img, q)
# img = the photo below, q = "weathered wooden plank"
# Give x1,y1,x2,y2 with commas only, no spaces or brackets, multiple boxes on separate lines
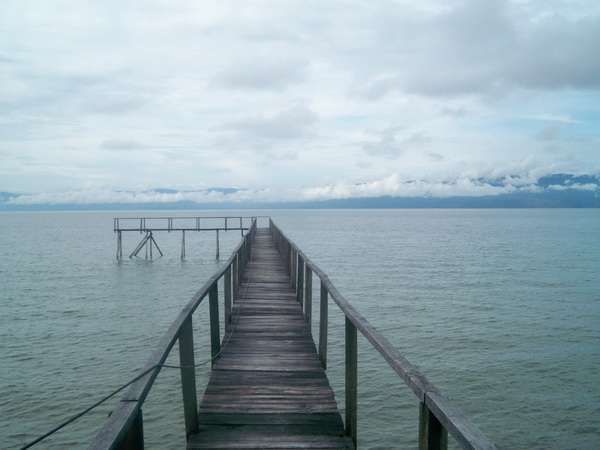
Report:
188,431,353,449
197,413,344,427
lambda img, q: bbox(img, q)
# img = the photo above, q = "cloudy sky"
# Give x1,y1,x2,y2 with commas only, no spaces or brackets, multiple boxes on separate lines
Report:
1,0,599,202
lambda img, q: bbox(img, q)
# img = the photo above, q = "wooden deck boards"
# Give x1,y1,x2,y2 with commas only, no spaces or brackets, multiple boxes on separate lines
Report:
189,229,352,449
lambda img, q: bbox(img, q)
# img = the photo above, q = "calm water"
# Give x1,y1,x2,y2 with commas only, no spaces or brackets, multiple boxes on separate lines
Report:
1,210,599,449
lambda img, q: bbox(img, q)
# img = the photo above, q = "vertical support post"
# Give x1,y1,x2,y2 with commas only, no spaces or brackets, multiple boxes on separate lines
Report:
224,265,232,333
419,402,448,450
242,238,247,268
305,267,312,329
181,230,186,260
150,234,163,258
296,255,304,305
345,317,357,447
116,230,123,261
178,317,199,437
290,248,296,288
290,250,298,289
117,408,144,450
148,232,153,260
215,229,220,260
209,282,220,365
233,254,239,301
319,280,328,369
240,217,243,236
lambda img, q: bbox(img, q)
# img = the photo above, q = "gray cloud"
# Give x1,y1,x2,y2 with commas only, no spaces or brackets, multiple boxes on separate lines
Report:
356,0,600,98
214,58,308,91
440,106,469,117
363,129,431,159
100,139,147,151
536,125,561,142
219,104,318,141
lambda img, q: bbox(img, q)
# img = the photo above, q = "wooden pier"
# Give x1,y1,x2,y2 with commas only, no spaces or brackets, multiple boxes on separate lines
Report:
113,216,264,260
89,217,497,450
188,228,351,448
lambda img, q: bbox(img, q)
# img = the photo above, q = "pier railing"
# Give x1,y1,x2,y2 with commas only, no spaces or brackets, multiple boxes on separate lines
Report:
88,218,258,450
113,215,267,260
113,215,262,233
269,219,497,450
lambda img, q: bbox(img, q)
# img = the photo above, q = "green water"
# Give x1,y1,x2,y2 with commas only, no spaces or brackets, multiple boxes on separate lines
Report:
1,210,599,449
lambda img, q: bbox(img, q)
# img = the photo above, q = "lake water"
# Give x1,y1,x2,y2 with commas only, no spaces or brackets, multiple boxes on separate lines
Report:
1,209,599,449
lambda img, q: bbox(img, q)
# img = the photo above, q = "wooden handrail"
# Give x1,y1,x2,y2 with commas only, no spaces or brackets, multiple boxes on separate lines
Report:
269,219,497,450
88,218,258,450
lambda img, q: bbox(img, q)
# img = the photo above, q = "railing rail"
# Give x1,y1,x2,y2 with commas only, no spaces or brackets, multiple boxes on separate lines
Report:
88,218,258,450
113,216,269,232
269,219,497,450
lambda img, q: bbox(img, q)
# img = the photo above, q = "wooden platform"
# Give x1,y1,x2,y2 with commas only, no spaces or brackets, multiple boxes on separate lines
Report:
188,229,352,449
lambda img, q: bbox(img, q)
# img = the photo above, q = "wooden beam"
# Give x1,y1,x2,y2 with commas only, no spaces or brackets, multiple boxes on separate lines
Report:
345,317,357,447
419,401,448,450
305,267,312,330
296,256,304,305
209,282,220,365
178,317,199,437
115,408,143,450
319,281,328,369
224,266,232,334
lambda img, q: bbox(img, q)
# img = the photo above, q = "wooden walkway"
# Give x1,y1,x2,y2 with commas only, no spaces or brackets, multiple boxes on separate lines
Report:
188,229,352,449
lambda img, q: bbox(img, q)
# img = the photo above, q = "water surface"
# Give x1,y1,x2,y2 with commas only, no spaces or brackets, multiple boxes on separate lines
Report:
1,209,599,449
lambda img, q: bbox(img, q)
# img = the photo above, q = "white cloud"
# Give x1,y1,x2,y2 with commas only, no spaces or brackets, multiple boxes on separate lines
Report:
7,171,598,205
1,0,599,195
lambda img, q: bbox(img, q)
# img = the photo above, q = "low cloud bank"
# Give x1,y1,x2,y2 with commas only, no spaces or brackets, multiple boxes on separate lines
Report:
4,173,598,206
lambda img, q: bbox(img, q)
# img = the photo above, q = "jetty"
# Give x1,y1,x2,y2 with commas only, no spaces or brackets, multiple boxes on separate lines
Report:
113,216,263,260
89,217,497,450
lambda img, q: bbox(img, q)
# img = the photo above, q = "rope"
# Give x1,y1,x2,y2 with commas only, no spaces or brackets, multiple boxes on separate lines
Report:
19,270,251,450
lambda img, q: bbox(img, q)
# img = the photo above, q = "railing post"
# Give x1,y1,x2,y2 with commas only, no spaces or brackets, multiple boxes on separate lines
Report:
296,255,304,304
345,317,357,447
305,267,312,329
178,317,199,437
419,402,448,450
117,408,144,450
209,282,220,365
233,254,239,301
224,265,232,334
241,240,246,271
116,230,123,261
319,280,328,369
419,401,448,450
180,230,186,260
290,249,297,289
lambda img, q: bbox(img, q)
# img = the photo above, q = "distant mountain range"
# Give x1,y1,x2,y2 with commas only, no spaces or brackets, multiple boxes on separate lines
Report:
1,174,599,210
